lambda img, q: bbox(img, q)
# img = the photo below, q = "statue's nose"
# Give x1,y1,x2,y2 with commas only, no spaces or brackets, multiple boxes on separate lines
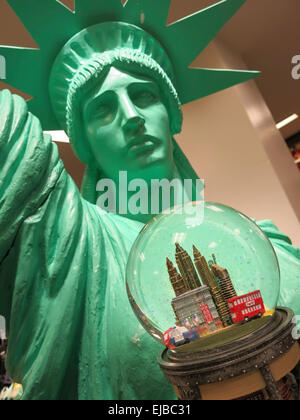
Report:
123,116,146,139
121,93,145,138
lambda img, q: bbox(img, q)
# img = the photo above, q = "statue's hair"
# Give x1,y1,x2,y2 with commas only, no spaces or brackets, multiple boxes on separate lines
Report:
66,48,183,164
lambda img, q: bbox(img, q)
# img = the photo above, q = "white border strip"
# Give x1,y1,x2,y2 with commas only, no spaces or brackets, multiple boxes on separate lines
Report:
44,130,70,143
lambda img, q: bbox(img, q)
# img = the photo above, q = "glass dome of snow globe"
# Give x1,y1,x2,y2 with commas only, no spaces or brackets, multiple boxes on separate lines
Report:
126,201,280,349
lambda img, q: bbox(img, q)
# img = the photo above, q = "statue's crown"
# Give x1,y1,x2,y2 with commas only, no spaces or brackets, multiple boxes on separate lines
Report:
0,0,259,131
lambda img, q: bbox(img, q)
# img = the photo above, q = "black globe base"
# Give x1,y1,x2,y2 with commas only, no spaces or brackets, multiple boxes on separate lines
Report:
158,308,300,400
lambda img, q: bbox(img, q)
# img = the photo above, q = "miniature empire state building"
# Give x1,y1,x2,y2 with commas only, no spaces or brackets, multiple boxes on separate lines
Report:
167,244,223,334
211,264,237,302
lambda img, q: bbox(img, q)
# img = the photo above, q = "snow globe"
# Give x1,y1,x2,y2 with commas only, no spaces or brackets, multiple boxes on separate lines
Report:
126,201,280,350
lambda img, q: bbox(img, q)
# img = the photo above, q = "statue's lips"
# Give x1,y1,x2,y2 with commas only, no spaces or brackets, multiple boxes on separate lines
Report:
127,135,158,156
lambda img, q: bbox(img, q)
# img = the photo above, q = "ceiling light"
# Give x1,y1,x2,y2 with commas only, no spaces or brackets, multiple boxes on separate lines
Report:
276,114,299,130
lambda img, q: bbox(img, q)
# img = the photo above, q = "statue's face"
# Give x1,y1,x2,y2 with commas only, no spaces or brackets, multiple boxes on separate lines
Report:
82,67,174,182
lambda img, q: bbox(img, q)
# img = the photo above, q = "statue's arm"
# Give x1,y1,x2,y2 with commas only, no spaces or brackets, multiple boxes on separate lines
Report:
0,89,64,263
0,90,93,396
256,219,300,316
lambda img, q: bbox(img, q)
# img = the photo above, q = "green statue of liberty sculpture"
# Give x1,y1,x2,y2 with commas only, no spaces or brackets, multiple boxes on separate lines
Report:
0,0,299,400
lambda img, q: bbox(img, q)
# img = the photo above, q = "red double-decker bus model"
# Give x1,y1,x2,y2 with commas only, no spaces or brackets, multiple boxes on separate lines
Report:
227,290,265,324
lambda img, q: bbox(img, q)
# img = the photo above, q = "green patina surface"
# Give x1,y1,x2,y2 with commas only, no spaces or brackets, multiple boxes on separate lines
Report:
0,0,299,400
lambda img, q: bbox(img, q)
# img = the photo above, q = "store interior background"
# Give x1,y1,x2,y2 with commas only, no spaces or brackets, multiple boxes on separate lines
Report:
0,0,300,246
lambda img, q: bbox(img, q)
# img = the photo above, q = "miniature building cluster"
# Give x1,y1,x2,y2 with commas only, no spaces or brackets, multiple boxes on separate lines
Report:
164,243,265,348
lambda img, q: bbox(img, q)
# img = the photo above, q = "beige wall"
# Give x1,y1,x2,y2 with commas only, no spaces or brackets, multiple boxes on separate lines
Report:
176,40,300,247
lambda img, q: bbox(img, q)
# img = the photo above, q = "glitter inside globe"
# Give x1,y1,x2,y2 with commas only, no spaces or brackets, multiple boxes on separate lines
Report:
126,202,280,348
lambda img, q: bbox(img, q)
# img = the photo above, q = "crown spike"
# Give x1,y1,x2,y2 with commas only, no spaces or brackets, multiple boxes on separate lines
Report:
166,0,247,68
57,0,75,13
0,47,40,96
179,67,260,105
125,0,171,31
7,0,77,49
2,0,259,130
75,0,123,27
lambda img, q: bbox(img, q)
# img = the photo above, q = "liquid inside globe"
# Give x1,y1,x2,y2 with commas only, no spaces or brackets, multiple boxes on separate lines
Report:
126,202,280,350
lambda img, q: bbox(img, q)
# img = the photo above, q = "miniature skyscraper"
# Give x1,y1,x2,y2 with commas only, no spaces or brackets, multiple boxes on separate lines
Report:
166,258,187,297
193,246,232,327
211,265,237,302
193,246,216,289
175,243,201,291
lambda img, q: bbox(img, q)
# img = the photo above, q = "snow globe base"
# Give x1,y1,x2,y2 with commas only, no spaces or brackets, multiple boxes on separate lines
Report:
158,307,300,400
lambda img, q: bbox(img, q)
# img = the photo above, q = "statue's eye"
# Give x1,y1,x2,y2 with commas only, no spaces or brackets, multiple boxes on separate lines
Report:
98,104,111,118
132,90,158,108
97,103,115,124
